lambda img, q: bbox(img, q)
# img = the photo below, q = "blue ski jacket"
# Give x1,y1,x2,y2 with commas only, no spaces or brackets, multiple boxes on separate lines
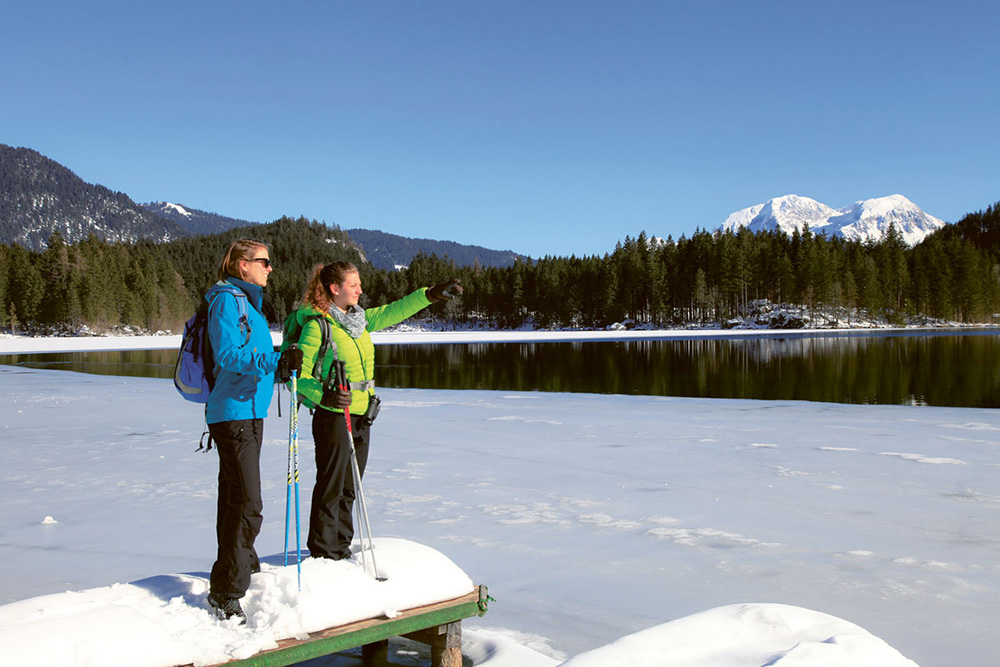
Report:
205,277,280,424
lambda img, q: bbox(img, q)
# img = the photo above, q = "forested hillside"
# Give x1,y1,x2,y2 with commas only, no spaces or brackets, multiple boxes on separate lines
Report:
0,217,365,333
0,144,185,250
1,204,998,335
925,202,1000,259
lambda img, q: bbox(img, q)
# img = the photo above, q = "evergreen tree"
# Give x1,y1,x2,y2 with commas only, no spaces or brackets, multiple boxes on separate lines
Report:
39,232,72,325
877,222,909,320
0,243,9,326
6,244,44,326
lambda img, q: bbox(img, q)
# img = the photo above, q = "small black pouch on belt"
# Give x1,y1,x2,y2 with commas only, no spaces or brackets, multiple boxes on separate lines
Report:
362,394,381,427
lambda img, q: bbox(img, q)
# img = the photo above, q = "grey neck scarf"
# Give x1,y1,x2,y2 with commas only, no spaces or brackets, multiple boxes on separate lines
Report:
330,304,367,339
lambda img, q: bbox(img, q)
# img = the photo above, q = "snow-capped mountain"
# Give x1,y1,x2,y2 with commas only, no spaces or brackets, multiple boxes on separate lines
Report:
719,194,947,246
825,195,947,246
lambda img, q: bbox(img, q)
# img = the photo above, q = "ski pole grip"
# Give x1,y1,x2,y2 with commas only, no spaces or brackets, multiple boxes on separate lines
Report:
335,359,348,390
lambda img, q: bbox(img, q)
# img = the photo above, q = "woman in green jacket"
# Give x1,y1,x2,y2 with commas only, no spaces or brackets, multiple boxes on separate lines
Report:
291,261,461,560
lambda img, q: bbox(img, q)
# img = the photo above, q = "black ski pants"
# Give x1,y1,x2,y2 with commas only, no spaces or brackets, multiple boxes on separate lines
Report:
209,418,263,600
308,407,370,559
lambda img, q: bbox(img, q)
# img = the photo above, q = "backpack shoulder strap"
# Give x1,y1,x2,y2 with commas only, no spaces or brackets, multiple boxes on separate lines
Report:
309,316,337,389
209,286,252,346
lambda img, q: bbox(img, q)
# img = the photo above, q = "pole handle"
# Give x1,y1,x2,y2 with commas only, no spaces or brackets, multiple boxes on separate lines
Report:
334,359,348,390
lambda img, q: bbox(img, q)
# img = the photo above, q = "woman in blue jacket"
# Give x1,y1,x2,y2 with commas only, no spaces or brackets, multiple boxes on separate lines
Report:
205,238,300,623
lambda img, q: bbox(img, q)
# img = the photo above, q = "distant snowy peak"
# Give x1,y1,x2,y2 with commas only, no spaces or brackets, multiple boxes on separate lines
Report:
829,194,947,246
153,201,193,218
721,195,838,236
719,194,946,246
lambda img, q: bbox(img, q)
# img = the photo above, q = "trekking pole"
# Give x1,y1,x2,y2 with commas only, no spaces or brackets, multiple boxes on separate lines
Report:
284,347,302,590
284,383,292,565
293,369,302,590
334,360,385,581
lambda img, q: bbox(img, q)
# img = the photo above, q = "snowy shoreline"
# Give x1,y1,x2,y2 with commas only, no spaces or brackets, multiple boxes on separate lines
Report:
1,323,997,355
2,335,998,665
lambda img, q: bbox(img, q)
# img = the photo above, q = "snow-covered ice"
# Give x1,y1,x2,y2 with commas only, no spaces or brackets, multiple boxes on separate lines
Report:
2,332,998,666
0,538,475,667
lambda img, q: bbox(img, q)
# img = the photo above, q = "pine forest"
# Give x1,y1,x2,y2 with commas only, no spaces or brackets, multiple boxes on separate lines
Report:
1,204,999,335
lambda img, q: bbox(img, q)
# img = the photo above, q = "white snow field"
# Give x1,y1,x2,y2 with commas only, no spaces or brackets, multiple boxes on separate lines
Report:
1,332,998,666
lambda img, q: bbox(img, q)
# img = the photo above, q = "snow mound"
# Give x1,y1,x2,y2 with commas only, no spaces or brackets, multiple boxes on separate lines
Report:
0,538,475,667
557,603,919,667
466,628,565,666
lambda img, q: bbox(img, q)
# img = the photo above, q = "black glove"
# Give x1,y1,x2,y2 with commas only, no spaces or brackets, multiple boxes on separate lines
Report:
321,387,352,410
427,278,463,303
278,347,303,382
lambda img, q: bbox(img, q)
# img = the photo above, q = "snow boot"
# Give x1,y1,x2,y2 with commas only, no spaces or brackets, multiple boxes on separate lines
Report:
208,593,247,624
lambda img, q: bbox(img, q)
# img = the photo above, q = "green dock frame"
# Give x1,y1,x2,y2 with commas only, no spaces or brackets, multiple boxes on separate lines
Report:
202,584,490,667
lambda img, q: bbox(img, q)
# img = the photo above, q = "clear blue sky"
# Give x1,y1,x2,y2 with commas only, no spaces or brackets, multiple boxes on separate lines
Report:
3,1,997,258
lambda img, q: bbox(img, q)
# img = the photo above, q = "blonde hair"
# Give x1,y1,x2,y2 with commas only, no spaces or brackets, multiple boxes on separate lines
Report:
303,261,359,312
218,238,269,282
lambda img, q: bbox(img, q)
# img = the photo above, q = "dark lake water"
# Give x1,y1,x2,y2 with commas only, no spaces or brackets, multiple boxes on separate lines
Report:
4,330,1000,408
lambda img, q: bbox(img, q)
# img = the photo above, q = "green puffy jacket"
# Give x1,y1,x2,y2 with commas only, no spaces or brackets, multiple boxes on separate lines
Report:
286,288,432,414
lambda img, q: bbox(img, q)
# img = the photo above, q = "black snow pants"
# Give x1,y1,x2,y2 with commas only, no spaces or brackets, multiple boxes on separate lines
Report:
307,407,370,560
209,418,263,600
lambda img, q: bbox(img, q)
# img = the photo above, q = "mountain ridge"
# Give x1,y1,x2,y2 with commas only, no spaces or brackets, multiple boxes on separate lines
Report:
1,144,953,262
141,201,256,237
719,194,947,245
345,227,528,270
0,144,185,250
0,144,527,268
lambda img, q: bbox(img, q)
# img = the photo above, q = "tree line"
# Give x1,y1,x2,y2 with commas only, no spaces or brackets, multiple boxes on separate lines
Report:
2,205,999,335
367,220,999,329
0,217,365,334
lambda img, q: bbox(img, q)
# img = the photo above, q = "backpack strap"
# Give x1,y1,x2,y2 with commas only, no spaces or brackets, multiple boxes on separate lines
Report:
197,417,214,452
236,295,251,346
209,286,252,348
201,287,252,392
312,317,338,392
307,316,371,393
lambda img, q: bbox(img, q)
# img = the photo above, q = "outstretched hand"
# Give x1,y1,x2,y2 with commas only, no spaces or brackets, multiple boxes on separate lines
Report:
428,278,463,303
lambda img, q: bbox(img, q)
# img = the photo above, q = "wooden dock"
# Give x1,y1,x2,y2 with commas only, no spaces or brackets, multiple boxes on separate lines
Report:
204,584,490,667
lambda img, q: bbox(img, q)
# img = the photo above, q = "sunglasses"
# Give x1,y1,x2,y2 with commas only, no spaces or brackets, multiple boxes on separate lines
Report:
247,257,273,268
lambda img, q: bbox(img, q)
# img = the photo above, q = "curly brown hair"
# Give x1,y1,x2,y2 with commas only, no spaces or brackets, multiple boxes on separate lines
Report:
303,261,359,312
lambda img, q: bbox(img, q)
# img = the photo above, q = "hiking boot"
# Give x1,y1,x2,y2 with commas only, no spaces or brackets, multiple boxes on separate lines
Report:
208,593,247,624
